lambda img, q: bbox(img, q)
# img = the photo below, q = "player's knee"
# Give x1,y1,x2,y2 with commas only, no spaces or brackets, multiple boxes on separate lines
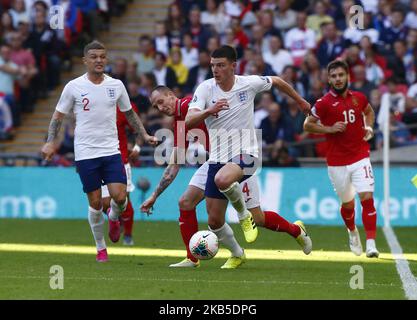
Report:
89,199,103,211
359,192,373,201
113,193,127,206
342,200,355,210
179,197,195,211
214,173,232,190
208,215,224,230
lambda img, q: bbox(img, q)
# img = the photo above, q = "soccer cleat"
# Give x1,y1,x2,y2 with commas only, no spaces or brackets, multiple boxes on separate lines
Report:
294,220,312,255
169,258,200,268
96,248,108,262
123,235,134,246
366,239,380,258
348,228,363,256
108,218,121,243
220,252,246,269
239,212,258,243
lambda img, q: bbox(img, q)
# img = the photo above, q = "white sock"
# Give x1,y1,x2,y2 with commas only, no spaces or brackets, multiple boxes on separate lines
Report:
219,182,250,220
88,206,106,251
109,198,127,221
209,223,244,257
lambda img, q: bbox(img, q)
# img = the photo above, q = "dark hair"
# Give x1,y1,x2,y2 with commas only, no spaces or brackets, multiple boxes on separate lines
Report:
327,59,349,74
83,40,106,56
211,45,237,62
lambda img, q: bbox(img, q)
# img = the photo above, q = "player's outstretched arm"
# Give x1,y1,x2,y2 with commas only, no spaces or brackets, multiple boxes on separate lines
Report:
140,148,181,214
41,110,66,161
271,76,311,114
124,109,158,146
185,99,229,128
303,115,347,134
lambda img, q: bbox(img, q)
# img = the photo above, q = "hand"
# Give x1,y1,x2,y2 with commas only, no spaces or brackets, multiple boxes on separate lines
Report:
140,195,156,215
207,99,229,117
363,126,374,141
128,145,140,161
145,135,158,146
41,142,55,161
328,121,347,134
298,99,311,115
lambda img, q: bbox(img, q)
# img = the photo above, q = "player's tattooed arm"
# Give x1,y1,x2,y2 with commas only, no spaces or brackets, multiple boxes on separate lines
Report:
140,148,180,214
124,109,158,145
41,110,65,161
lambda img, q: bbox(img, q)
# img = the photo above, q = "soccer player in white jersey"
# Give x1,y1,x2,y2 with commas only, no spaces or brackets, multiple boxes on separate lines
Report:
185,45,311,267
41,41,157,262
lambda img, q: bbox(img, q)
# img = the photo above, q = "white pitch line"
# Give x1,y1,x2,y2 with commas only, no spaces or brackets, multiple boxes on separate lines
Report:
0,275,400,288
383,226,417,300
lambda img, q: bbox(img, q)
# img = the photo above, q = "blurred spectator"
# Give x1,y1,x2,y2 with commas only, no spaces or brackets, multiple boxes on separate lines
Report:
259,9,281,51
377,77,406,128
275,65,305,103
306,0,334,39
127,77,151,115
152,51,177,88
340,44,364,82
343,11,379,45
201,0,230,36
184,49,212,94
405,0,417,29
273,0,297,33
266,146,300,167
8,31,38,112
133,35,155,76
153,21,171,57
260,102,286,152
365,51,385,86
249,53,275,77
379,7,408,53
181,32,199,70
1,11,16,43
284,98,308,149
224,0,241,17
350,64,376,100
404,81,417,136
316,21,344,68
167,47,188,87
254,91,274,128
0,94,13,139
9,0,30,28
0,43,22,126
284,11,316,66
109,57,128,88
165,2,184,48
387,40,408,84
299,52,322,97
73,0,99,41
237,46,254,75
182,5,212,50
376,110,417,149
206,35,220,54
139,72,157,97
262,34,293,76
249,24,267,54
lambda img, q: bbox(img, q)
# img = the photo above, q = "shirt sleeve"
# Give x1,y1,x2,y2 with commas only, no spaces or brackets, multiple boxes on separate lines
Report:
56,82,75,114
311,99,323,119
188,82,208,110
117,81,132,112
248,75,273,93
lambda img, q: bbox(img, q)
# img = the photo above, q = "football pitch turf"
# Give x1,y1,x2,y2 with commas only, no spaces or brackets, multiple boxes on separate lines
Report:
0,219,416,300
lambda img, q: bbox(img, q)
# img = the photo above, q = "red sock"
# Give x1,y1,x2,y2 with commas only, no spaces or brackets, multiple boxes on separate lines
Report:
341,206,356,231
361,198,377,239
121,200,134,236
179,209,199,262
263,211,301,238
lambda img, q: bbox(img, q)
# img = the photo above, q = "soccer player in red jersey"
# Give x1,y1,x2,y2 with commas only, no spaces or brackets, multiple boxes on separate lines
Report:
102,103,140,246
140,86,311,268
304,59,379,258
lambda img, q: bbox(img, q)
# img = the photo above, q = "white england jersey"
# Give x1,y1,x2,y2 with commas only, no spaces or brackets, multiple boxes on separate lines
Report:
189,75,272,163
55,73,132,161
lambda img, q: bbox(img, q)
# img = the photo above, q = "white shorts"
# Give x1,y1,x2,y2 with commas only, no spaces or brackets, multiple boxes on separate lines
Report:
189,161,260,209
328,158,375,203
101,163,135,198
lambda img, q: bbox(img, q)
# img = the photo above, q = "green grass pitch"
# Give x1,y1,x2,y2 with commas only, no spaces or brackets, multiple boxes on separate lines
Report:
0,219,416,300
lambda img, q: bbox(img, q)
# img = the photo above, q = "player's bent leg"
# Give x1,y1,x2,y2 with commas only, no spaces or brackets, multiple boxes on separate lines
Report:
106,183,127,243
169,186,205,268
206,197,245,269
215,163,258,243
359,192,379,258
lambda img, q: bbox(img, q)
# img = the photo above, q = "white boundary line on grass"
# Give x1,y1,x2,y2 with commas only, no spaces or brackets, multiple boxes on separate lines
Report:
383,226,417,300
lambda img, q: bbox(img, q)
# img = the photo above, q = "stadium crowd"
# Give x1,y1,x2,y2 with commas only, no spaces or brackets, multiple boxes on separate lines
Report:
0,0,131,140
2,0,417,167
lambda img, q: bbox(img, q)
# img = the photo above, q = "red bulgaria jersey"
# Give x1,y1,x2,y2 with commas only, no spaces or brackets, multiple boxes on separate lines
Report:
311,90,370,166
173,97,209,152
117,102,139,164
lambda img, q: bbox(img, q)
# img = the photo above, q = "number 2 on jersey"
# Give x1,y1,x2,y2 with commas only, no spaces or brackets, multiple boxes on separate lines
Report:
342,109,355,123
82,98,90,111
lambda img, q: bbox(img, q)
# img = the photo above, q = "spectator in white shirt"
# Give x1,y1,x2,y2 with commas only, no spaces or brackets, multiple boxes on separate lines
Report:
405,0,417,29
154,21,170,57
274,0,297,32
262,34,293,76
180,32,199,70
377,77,406,128
201,0,230,36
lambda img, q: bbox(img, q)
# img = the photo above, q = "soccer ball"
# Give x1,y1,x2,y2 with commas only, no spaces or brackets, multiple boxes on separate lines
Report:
189,230,219,260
